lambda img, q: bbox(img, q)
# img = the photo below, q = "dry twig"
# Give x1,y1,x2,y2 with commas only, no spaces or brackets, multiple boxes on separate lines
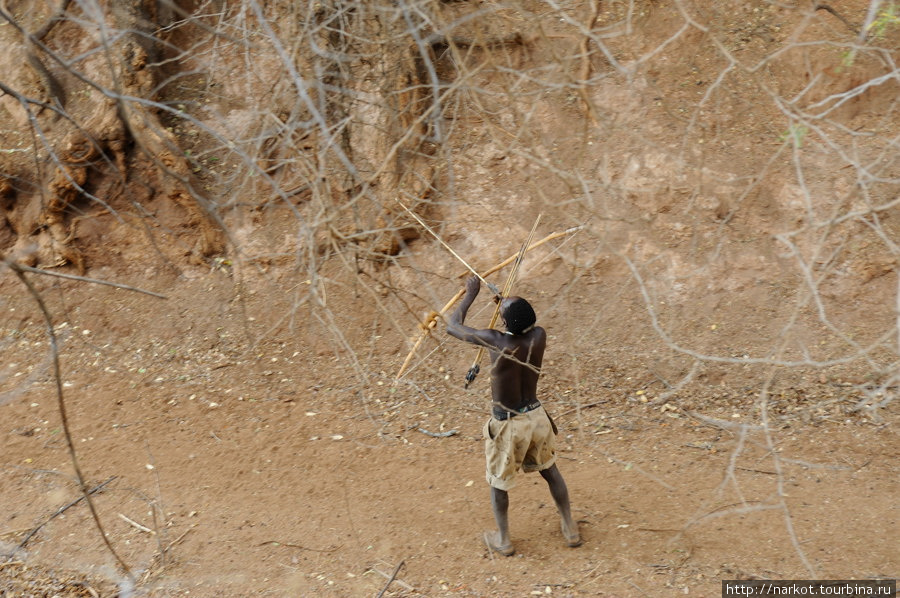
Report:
375,560,406,598
6,476,117,557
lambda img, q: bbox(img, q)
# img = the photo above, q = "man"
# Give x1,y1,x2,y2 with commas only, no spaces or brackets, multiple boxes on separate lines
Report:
446,276,581,556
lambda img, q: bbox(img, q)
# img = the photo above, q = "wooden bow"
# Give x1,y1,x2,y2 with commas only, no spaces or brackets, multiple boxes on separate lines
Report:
395,222,583,381
463,214,541,388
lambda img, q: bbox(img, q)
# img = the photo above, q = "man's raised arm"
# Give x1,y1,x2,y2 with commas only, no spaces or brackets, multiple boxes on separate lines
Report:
446,276,500,347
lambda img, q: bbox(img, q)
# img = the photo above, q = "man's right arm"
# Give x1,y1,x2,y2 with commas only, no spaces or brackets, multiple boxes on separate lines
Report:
446,277,501,348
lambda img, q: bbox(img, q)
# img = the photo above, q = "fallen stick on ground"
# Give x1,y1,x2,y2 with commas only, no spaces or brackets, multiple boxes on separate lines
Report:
118,513,155,534
555,400,608,419
256,540,340,552
416,427,459,438
140,524,197,584
376,560,406,598
370,564,414,591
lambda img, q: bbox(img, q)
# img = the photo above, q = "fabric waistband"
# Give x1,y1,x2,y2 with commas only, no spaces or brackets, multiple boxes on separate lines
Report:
492,399,542,421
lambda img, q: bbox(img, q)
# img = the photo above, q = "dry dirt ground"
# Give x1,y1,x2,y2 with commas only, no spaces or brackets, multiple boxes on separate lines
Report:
0,258,897,598
2,1,900,597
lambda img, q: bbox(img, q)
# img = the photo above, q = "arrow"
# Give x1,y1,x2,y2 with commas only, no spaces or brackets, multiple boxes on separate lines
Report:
397,201,500,296
394,222,583,381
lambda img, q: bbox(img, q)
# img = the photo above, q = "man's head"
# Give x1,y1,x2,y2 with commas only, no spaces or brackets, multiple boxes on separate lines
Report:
500,296,536,335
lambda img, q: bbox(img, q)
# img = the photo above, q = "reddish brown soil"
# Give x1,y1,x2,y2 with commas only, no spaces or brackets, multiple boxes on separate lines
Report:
2,1,899,596
1,260,897,597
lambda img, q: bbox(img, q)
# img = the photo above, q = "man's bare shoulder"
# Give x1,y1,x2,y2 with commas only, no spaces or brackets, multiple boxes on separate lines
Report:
446,322,506,347
526,326,547,342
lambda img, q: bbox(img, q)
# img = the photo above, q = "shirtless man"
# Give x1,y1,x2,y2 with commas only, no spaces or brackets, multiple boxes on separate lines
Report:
447,276,581,556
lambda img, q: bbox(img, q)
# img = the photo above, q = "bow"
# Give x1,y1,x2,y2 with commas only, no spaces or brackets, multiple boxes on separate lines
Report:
464,214,541,388
394,220,583,381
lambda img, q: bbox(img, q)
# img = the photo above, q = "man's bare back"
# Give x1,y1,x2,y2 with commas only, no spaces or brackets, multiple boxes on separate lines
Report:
486,325,545,413
446,276,546,413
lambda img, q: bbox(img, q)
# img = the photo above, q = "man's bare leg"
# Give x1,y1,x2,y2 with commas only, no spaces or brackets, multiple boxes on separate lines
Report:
540,464,581,547
485,487,515,556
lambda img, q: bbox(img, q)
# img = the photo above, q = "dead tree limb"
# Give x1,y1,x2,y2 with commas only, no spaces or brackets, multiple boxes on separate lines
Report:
4,263,168,299
3,259,134,580
6,476,117,558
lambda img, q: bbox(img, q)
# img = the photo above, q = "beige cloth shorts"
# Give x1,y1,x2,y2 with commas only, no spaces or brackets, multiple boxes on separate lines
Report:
483,405,557,491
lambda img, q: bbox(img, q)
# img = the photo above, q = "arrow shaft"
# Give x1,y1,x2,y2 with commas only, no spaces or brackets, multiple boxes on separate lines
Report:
395,222,582,381
398,202,499,294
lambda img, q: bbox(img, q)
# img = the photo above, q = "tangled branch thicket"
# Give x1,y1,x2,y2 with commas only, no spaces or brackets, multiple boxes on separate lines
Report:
1,0,898,586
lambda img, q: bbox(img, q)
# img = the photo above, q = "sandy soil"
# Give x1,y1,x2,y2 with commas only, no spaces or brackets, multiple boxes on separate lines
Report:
0,261,897,597
1,1,899,596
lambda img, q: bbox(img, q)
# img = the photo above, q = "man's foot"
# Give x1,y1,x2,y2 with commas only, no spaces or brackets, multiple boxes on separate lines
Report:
565,532,582,548
483,531,515,556
562,521,582,548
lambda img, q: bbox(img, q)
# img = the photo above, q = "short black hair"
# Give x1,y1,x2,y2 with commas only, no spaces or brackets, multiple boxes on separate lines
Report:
503,297,536,335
